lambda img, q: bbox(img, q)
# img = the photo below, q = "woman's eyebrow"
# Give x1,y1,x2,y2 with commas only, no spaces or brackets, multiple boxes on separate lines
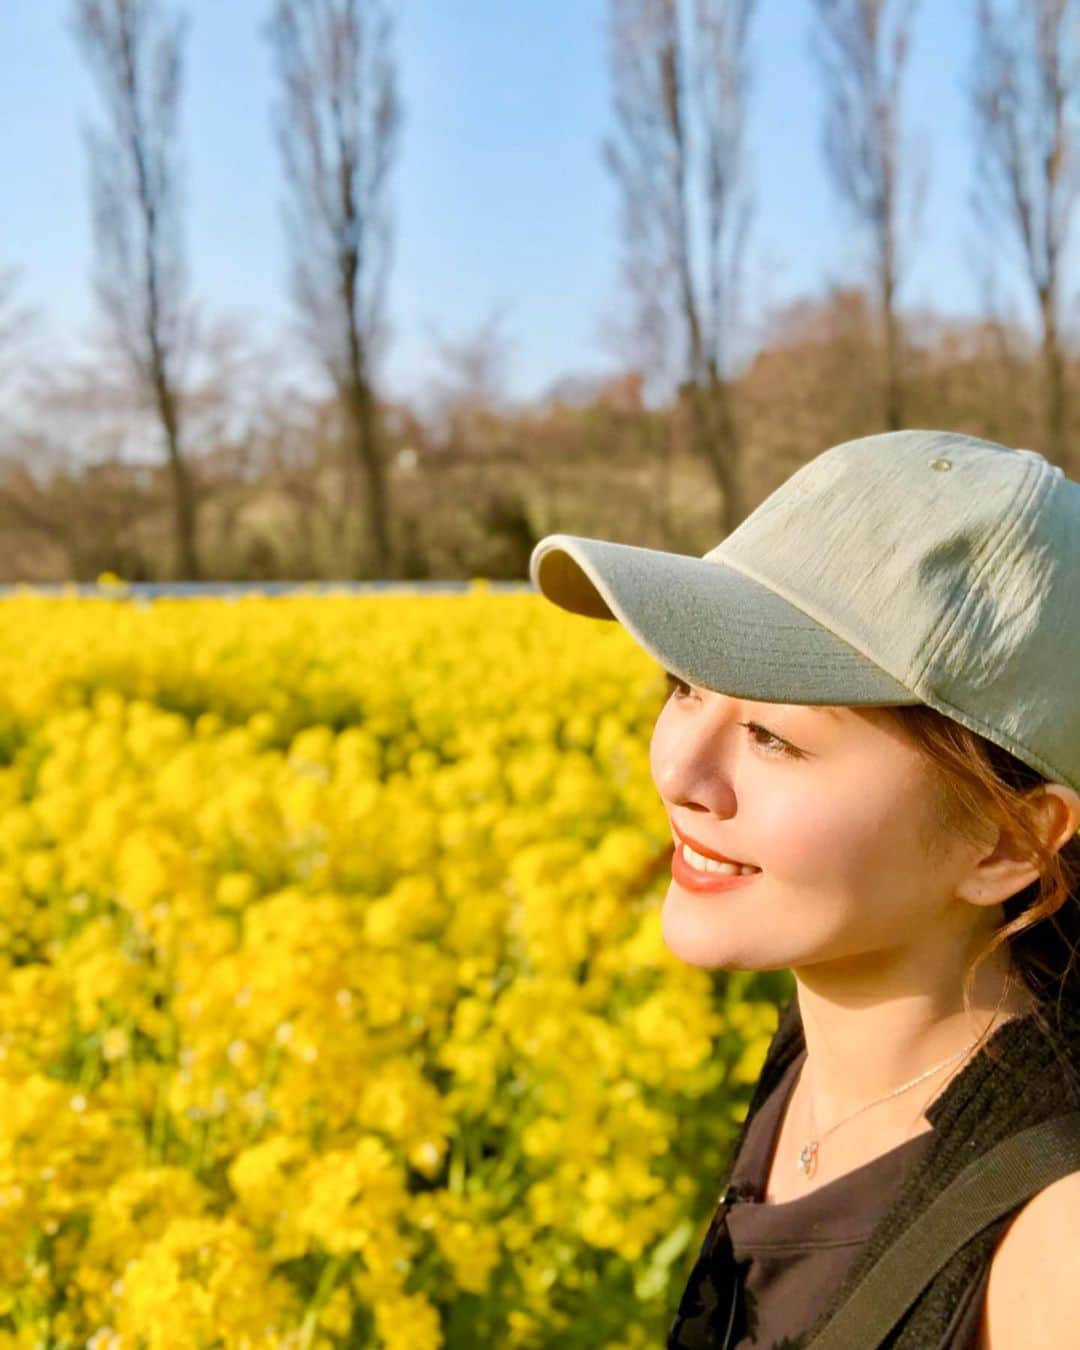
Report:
680,682,844,721
769,703,844,725
751,701,842,720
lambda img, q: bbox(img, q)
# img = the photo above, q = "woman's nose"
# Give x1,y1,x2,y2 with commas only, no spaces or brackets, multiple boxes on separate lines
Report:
657,760,738,818
653,704,739,816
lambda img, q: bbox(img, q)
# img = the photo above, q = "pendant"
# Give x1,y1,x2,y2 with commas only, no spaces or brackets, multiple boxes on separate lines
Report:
797,1139,818,1178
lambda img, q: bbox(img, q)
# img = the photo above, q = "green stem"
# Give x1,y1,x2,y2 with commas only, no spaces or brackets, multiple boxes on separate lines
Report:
150,997,180,1165
448,1127,467,1195
298,1255,344,1350
149,1066,171,1165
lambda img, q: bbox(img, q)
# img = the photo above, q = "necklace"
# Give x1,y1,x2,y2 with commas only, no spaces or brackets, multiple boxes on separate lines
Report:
796,1035,981,1179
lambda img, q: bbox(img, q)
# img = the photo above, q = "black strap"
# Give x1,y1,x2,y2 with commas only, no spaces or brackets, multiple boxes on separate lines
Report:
804,1111,1080,1350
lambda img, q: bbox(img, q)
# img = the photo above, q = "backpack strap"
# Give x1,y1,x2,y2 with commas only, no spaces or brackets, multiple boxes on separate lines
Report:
804,1110,1080,1350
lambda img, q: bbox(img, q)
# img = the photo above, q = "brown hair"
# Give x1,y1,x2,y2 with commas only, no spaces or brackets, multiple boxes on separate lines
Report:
888,703,1080,1079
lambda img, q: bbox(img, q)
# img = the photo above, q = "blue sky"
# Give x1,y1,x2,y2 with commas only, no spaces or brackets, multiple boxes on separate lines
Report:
1,1,1001,404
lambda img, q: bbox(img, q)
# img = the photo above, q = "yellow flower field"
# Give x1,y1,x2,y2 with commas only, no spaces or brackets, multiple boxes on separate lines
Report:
0,586,787,1348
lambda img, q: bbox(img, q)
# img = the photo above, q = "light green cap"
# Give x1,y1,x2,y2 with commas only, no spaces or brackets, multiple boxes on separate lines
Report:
529,429,1080,794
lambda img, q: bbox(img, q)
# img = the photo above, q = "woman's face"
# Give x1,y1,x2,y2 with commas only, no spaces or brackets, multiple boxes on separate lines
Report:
649,674,992,979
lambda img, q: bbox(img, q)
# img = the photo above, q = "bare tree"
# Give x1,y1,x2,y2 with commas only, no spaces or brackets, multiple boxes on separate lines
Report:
0,268,39,451
72,0,200,578
811,0,924,430
972,0,1080,467
266,0,402,579
604,0,757,535
0,268,36,388
423,303,516,453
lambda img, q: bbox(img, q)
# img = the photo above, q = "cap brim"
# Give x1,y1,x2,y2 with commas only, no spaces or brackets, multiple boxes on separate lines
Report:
529,533,918,706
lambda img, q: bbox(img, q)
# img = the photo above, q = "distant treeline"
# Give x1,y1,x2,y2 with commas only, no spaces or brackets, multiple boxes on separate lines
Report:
0,1,1077,581
0,287,1071,584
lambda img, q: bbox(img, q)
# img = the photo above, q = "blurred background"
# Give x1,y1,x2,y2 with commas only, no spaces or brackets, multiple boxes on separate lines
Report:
0,5,1075,1344
0,0,1076,584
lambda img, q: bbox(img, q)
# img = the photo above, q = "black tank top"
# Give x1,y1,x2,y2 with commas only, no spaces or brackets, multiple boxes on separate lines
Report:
720,1048,991,1348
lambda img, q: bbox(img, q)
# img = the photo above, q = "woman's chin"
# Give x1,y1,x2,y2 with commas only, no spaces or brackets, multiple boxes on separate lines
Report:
660,882,797,972
660,888,746,969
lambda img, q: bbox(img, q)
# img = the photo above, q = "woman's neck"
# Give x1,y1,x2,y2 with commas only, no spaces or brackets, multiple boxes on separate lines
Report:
790,948,1035,1129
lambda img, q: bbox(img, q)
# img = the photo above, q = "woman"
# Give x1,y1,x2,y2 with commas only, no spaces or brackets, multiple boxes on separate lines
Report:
528,429,1080,1348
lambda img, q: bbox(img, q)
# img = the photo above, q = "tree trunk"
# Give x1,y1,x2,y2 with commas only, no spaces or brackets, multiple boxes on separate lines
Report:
346,374,393,579
882,267,904,431
654,413,674,544
1039,285,1066,467
686,374,743,538
153,363,200,580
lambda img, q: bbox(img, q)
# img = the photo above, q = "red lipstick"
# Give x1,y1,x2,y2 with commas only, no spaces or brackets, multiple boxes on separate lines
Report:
669,824,761,894
671,824,748,866
670,846,761,893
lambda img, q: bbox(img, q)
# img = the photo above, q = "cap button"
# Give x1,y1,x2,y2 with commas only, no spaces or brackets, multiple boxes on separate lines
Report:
930,458,953,471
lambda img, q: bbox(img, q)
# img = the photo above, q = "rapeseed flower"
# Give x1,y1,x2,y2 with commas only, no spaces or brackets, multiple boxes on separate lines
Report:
0,591,788,1346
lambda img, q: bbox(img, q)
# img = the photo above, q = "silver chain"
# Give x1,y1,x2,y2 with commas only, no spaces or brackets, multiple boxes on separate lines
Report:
797,1034,981,1178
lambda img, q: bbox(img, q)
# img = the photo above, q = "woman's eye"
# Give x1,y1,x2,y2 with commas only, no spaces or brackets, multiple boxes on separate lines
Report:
658,675,799,761
738,721,802,759
663,672,803,759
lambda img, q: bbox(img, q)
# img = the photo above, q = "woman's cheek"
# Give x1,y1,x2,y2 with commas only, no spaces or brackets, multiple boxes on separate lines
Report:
647,724,667,787
752,778,884,884
648,712,678,788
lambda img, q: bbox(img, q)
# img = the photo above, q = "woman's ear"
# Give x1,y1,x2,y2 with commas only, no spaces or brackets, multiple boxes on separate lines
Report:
954,784,1080,908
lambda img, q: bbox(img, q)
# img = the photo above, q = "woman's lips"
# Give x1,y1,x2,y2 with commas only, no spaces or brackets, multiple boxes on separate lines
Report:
670,824,750,867
670,843,763,893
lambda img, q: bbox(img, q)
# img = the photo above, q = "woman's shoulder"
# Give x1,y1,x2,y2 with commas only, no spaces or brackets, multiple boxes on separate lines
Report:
976,1167,1080,1348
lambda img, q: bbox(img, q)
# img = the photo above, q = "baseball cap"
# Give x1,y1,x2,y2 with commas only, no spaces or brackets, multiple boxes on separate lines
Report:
528,429,1080,795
